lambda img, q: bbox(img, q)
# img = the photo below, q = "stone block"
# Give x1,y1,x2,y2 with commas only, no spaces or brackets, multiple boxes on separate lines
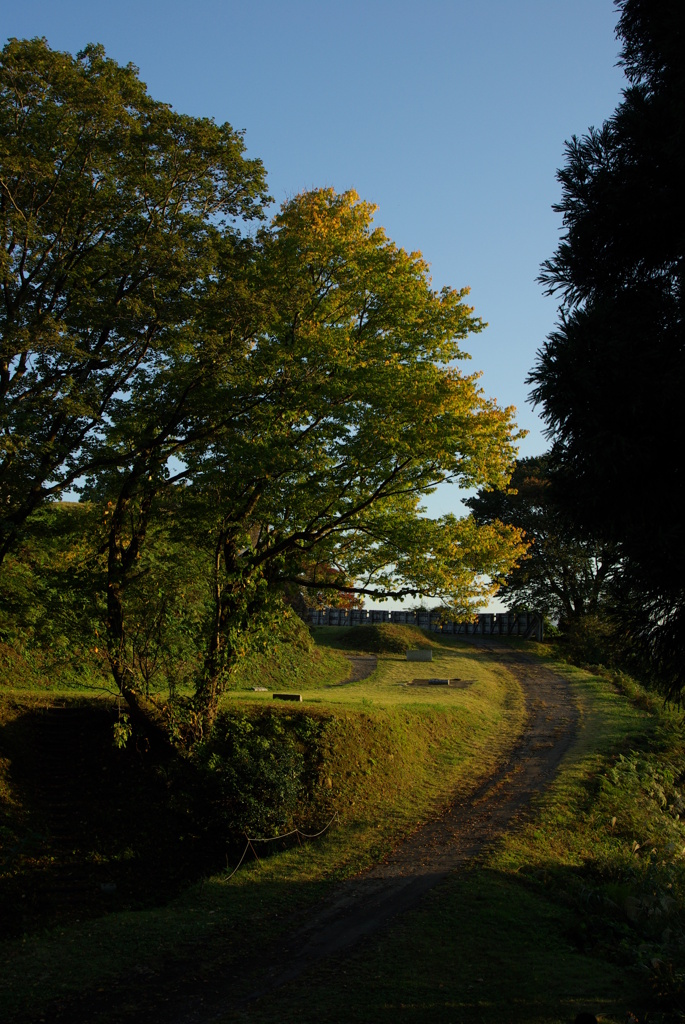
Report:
406,649,433,662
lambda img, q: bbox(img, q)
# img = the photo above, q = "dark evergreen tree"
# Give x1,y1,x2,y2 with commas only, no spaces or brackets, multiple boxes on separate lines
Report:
528,0,685,697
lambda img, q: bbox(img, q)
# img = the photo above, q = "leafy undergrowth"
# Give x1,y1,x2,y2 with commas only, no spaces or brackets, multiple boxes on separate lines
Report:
487,661,685,1022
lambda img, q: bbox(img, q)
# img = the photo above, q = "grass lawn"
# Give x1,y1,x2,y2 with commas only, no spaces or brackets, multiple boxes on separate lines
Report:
222,645,685,1024
1,628,684,1023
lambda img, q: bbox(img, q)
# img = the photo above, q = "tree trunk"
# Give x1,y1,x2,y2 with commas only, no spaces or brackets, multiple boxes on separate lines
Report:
196,533,258,737
104,478,175,753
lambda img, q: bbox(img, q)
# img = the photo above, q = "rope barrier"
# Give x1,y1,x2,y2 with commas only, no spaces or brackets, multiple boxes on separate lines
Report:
223,811,339,881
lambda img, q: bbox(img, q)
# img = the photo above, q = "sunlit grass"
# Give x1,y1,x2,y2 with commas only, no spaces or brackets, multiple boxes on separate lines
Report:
5,635,681,1024
0,631,527,1021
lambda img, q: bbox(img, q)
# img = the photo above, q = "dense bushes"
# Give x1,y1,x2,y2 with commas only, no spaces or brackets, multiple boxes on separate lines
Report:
557,614,625,669
194,709,330,838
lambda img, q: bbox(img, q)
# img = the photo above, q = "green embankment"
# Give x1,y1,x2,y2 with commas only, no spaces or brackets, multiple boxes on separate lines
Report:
1,627,684,1023
0,626,523,1019
226,647,685,1024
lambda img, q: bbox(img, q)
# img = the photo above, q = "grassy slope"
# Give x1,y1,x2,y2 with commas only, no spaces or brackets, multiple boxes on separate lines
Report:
2,630,684,1023
228,647,685,1024
0,627,525,1020
0,617,349,700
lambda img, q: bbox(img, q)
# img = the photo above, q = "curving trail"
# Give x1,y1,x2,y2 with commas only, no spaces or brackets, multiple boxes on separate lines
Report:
187,642,579,1022
41,643,578,1024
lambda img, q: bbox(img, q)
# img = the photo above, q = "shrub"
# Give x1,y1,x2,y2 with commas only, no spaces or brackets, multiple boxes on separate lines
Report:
194,709,327,839
559,614,623,668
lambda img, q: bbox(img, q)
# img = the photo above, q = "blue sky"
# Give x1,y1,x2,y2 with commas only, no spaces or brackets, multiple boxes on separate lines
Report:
4,1,626,586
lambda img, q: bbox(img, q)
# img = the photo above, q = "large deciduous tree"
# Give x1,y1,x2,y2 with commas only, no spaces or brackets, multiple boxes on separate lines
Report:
90,188,526,734
1,37,526,737
528,0,685,697
0,37,268,566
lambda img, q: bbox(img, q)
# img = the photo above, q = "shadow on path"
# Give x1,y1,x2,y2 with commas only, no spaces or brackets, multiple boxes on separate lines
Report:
186,642,579,1021
29,643,578,1024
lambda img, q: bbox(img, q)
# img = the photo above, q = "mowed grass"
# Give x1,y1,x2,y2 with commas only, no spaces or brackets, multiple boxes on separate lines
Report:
0,627,527,1021
223,624,519,718
3,629,683,1024
223,647,684,1024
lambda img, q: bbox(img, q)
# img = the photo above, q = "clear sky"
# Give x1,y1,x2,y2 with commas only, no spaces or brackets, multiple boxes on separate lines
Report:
3,1,626,599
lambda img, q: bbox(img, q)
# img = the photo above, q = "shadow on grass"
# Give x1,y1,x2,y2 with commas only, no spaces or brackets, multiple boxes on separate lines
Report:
0,704,231,941
1,859,652,1024
222,865,647,1024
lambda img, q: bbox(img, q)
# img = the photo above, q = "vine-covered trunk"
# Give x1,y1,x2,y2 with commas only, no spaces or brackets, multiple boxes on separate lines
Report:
106,571,172,751
197,536,241,737
196,532,268,737
104,480,174,753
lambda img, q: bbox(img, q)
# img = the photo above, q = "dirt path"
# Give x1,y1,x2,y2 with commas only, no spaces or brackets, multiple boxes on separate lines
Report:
36,643,578,1024
342,653,378,683
181,642,579,1021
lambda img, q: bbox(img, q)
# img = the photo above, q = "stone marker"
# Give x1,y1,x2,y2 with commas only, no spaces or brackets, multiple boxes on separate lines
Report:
273,693,303,701
406,649,433,662
409,677,472,687
252,686,268,692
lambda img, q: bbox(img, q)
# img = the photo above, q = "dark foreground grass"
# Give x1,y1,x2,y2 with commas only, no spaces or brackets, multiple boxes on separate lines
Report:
2,638,684,1023
232,870,633,1024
